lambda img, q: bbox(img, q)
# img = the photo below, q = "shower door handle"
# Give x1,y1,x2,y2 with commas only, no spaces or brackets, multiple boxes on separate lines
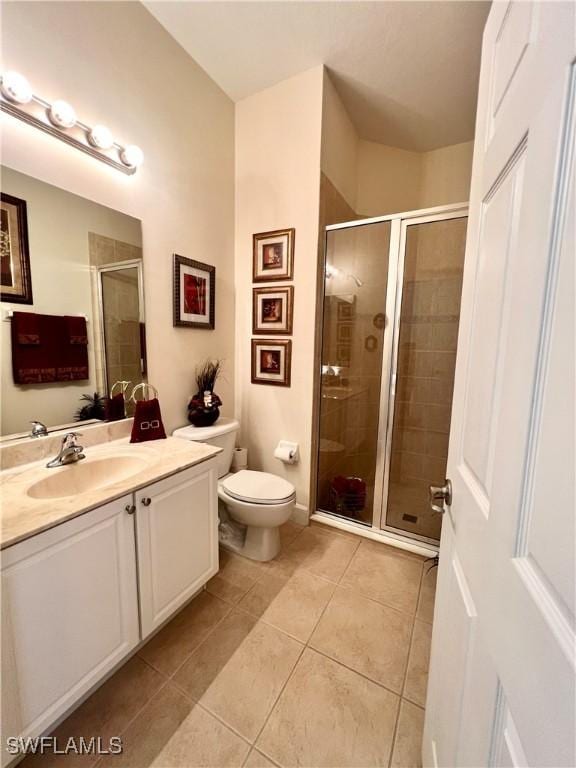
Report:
429,479,452,514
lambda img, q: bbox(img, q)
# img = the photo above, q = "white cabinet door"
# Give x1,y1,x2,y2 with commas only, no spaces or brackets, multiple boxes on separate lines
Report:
135,458,219,638
1,495,139,748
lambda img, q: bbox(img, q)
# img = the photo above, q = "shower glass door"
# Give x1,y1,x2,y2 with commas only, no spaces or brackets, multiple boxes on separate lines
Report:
315,205,467,545
316,220,391,525
382,214,467,542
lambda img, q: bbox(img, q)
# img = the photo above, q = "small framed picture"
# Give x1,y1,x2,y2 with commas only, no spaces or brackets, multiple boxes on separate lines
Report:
173,254,215,329
251,339,292,387
337,323,353,342
253,228,294,282
253,286,294,335
336,344,351,364
1,193,32,304
337,299,356,321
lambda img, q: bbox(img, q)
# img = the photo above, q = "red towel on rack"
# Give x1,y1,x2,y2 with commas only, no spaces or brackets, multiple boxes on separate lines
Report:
65,315,88,345
130,398,166,443
11,313,89,384
13,311,40,345
106,392,125,421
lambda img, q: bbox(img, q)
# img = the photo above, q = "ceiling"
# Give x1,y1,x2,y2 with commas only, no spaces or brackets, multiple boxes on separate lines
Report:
145,1,490,152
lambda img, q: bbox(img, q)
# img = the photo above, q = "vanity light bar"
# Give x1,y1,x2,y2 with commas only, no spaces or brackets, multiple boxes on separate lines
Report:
0,71,143,176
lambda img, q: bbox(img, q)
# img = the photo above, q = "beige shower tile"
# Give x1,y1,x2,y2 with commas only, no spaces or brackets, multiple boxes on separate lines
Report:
340,540,423,614
257,649,399,767
176,611,302,742
206,550,269,604
404,620,433,707
238,569,335,642
391,700,425,768
417,566,438,624
274,525,359,583
138,591,230,676
310,586,412,692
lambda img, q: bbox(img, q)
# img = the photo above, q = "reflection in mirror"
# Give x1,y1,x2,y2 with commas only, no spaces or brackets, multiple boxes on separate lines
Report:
0,166,145,440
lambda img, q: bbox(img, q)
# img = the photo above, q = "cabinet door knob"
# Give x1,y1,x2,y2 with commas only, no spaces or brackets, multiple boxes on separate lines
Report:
142,497,152,506
125,504,136,515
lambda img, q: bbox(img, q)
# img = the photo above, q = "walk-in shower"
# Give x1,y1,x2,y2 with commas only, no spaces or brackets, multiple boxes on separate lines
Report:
314,204,467,548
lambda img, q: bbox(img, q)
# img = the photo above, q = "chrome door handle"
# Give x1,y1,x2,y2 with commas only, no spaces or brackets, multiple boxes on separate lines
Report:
125,504,136,515
429,479,452,514
141,497,151,506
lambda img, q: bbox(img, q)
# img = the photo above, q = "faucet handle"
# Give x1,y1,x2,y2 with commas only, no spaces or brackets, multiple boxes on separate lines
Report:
62,431,83,446
29,420,48,438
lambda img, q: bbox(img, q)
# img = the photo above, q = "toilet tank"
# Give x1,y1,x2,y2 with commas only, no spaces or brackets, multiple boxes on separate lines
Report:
172,417,240,478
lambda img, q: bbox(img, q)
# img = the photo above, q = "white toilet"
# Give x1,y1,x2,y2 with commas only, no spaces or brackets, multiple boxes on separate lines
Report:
172,418,295,561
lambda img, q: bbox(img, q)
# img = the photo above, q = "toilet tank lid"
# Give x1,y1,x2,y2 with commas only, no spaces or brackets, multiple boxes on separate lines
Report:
172,417,239,441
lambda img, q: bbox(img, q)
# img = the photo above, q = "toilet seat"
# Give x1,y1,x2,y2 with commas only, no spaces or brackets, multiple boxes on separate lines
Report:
221,470,295,505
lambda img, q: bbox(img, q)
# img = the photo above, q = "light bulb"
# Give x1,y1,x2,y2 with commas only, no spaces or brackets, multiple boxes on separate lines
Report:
1,71,33,104
88,124,113,150
120,144,143,168
48,100,76,129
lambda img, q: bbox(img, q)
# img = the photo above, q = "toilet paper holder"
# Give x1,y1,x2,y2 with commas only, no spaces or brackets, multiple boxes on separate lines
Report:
274,440,300,464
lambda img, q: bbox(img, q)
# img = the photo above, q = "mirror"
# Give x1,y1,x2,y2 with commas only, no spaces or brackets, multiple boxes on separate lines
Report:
0,166,145,440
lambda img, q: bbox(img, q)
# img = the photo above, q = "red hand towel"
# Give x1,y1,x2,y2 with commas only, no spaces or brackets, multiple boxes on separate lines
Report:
65,315,88,345
106,392,125,421
13,311,40,345
130,398,167,443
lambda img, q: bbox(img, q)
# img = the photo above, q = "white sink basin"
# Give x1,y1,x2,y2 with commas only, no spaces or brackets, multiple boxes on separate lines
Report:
27,455,150,500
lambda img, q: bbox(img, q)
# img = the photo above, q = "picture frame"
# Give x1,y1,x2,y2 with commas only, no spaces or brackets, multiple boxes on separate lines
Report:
337,323,353,342
251,339,292,387
173,254,215,329
252,286,294,335
1,192,32,304
336,344,351,364
253,228,295,282
337,298,356,321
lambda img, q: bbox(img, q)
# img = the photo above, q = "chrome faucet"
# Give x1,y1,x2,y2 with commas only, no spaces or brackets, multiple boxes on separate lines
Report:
46,432,85,468
29,420,48,438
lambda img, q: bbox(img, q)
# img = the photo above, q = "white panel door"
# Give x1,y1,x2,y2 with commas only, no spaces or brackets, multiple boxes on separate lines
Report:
423,3,575,767
135,459,219,638
1,495,139,750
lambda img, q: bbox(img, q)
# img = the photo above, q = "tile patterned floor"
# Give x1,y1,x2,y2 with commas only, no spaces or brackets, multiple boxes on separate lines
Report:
25,521,437,768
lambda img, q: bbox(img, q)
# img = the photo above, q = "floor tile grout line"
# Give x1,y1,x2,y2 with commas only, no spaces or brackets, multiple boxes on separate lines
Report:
388,561,427,768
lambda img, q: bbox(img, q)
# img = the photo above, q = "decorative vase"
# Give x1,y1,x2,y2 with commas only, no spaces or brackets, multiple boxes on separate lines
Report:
187,389,222,427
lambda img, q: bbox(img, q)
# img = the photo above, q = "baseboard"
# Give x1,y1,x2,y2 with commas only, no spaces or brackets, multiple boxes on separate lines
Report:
291,503,309,526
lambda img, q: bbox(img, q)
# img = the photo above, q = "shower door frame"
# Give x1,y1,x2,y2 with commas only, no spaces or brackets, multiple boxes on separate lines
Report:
313,202,468,553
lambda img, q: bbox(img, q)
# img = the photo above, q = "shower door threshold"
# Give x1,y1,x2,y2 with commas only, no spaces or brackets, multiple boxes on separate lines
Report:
311,511,439,558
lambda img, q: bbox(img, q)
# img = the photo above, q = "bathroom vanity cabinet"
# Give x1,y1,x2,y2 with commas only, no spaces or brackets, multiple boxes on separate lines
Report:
1,457,218,764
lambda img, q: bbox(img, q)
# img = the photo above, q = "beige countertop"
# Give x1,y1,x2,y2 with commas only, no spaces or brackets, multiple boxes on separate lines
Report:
0,437,221,550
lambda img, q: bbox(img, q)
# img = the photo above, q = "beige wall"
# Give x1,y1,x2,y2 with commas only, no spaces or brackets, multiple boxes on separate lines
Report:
1,1,235,434
0,167,141,436
321,73,473,217
356,140,423,215
321,76,358,212
235,67,323,517
419,141,474,209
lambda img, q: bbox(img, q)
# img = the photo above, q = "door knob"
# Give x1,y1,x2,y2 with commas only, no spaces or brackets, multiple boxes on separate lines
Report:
141,497,151,506
125,504,136,515
429,479,452,514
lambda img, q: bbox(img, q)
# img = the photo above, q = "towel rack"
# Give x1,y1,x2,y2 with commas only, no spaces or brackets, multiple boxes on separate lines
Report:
110,380,132,398
130,382,159,403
